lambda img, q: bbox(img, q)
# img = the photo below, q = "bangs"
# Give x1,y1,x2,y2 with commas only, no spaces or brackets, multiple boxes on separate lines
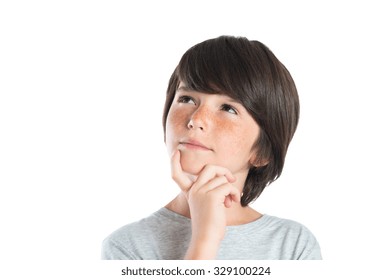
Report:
175,36,257,104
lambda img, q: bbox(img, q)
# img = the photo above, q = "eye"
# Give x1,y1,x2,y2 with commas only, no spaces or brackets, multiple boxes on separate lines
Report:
177,95,196,105
221,104,238,115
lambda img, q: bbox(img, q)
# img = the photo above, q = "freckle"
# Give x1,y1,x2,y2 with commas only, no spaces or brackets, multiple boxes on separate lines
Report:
217,119,237,130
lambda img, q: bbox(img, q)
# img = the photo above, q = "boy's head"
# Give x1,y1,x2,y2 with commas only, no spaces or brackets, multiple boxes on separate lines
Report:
163,35,299,206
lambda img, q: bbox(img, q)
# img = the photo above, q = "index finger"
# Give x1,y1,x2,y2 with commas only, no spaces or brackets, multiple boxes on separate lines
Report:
192,164,236,192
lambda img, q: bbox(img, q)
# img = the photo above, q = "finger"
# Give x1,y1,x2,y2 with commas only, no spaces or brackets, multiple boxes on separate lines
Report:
224,196,232,208
192,176,237,208
193,175,229,193
193,165,236,192
207,183,241,204
170,150,193,191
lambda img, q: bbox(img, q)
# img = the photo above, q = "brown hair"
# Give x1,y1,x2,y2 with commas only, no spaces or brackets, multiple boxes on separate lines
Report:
162,36,299,206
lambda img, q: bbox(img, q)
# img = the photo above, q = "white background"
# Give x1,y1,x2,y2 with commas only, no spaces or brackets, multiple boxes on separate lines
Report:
1,0,391,278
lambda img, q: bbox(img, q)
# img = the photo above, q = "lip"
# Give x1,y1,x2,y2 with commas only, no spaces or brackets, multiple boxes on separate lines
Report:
179,139,212,151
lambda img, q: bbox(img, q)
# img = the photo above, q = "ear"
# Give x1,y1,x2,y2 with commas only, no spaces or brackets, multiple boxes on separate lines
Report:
251,160,269,168
249,153,269,168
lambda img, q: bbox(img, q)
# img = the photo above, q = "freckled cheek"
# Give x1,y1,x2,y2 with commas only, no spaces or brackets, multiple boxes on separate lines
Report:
215,122,244,148
165,108,189,147
216,124,258,156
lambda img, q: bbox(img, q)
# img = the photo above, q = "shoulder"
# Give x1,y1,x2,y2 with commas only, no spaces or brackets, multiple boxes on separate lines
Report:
261,214,322,260
101,209,162,260
101,218,150,259
101,208,191,260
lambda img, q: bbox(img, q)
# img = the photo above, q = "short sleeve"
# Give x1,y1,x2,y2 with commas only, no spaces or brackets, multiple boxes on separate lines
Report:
297,230,322,260
101,237,137,260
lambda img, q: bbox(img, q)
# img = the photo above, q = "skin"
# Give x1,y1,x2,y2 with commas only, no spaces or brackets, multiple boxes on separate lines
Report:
165,82,263,259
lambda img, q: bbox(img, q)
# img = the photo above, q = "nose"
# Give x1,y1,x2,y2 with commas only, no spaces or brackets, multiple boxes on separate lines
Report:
187,105,210,131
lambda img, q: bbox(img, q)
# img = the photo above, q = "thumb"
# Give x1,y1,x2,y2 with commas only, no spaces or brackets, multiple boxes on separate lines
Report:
170,150,193,191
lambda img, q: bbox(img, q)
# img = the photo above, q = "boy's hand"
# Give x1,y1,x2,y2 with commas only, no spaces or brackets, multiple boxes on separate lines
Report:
170,150,241,259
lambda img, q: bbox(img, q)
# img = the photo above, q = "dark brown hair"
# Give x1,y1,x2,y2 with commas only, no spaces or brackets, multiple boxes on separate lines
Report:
162,36,299,206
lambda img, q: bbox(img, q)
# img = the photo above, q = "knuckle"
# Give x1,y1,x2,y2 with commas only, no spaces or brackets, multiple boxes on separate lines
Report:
202,164,229,176
188,186,197,195
202,164,215,172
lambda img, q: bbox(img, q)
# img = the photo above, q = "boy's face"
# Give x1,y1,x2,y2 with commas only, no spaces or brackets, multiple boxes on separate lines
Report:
165,82,260,178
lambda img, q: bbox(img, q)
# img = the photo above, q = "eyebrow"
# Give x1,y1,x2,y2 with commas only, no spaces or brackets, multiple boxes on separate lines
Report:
177,86,242,105
177,86,192,92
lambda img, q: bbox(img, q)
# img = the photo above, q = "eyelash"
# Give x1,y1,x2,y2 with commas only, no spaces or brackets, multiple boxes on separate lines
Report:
177,95,195,104
220,104,238,115
177,95,238,115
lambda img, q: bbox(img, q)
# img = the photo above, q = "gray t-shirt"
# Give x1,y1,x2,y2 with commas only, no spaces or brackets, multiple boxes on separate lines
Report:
102,207,321,260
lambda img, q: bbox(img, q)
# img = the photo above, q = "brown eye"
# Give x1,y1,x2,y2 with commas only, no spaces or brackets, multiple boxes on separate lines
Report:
221,104,238,115
177,96,196,105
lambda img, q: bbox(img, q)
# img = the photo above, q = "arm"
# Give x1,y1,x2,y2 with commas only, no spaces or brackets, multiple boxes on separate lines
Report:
171,150,241,259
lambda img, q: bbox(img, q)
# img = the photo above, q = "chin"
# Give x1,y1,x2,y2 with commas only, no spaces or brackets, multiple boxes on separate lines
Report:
179,153,207,176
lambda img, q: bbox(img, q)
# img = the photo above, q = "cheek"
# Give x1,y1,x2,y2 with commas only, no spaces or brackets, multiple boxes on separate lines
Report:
215,121,244,145
166,108,187,135
165,108,187,150
216,121,259,159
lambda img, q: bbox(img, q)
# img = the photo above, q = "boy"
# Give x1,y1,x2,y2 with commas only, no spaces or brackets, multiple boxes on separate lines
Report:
102,36,321,260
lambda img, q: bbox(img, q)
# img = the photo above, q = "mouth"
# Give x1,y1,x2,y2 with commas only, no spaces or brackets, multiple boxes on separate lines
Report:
179,139,212,151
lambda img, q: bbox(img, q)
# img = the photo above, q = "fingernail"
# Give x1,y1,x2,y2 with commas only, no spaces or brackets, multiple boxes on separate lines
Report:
171,149,179,157
228,175,236,182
